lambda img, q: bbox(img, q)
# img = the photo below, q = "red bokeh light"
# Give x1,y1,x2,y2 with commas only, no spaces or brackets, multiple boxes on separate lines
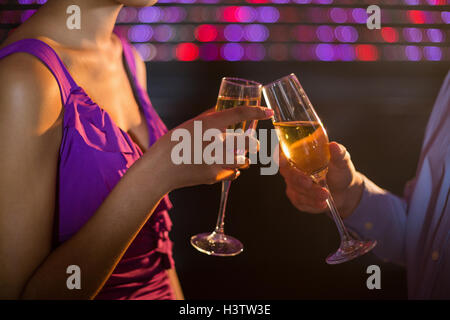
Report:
195,25,218,42
428,0,446,4
381,27,399,43
223,6,239,22
356,45,379,61
176,43,199,61
407,10,426,24
246,0,269,3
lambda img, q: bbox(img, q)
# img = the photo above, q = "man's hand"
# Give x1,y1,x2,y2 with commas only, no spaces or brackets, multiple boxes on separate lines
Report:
280,141,365,219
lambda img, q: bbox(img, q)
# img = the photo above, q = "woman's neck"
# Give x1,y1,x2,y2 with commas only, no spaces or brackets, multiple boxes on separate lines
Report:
22,0,123,50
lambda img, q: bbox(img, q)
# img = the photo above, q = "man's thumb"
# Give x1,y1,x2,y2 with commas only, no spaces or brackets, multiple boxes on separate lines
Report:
329,142,351,169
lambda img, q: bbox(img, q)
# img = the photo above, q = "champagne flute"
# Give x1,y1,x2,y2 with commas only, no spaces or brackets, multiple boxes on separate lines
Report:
190,77,262,256
262,73,376,264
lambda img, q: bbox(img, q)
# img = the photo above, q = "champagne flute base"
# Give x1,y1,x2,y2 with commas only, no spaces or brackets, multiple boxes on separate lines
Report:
326,239,377,265
190,231,243,257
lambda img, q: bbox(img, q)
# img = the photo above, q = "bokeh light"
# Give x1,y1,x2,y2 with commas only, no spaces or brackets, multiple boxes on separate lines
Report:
176,43,199,61
356,45,379,61
381,27,399,43
195,24,218,42
128,25,153,43
4,1,448,62
423,46,442,61
221,43,245,61
405,46,422,61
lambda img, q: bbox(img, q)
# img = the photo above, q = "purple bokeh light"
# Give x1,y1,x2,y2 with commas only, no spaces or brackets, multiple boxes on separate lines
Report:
224,24,244,42
117,7,138,23
128,25,153,42
351,8,367,24
334,26,358,43
244,24,269,42
134,44,157,61
329,8,347,23
315,44,335,61
138,7,161,23
221,43,244,61
442,12,450,24
405,46,422,61
257,7,280,23
403,28,423,42
336,44,355,61
236,6,257,23
316,25,334,42
153,25,174,42
427,29,443,42
424,46,442,61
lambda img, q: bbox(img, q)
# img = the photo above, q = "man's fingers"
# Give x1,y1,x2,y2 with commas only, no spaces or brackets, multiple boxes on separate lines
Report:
286,187,327,214
285,180,329,203
329,141,351,169
280,158,314,189
206,106,273,129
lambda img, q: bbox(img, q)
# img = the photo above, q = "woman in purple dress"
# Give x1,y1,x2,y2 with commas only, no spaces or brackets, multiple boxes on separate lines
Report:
0,0,272,299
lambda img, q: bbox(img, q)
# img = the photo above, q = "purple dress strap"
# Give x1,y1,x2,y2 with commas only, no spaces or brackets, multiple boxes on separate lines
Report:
115,34,169,147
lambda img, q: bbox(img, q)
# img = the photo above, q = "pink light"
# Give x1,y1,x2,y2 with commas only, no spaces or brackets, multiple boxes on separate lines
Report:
407,10,426,24
381,27,399,43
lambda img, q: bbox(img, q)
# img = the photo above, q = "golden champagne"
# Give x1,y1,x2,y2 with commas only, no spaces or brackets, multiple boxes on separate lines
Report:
274,121,330,177
216,96,260,131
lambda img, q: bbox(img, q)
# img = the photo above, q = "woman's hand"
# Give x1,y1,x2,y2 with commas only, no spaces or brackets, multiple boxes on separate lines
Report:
148,106,274,191
280,142,364,219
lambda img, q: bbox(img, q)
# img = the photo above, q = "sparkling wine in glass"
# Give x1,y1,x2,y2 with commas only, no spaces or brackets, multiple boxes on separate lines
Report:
190,77,262,256
263,74,376,264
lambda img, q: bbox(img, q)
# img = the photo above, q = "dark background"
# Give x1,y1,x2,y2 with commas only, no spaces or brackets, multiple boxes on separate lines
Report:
148,61,448,299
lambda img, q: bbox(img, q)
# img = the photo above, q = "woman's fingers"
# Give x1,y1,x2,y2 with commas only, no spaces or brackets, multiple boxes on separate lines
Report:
222,155,251,170
206,106,273,129
222,131,260,154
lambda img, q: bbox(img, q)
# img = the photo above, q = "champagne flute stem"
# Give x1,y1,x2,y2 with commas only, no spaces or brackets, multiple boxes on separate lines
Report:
214,180,232,234
316,178,352,243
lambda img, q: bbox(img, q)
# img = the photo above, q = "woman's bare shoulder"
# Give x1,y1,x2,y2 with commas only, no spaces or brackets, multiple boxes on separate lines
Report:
0,52,63,133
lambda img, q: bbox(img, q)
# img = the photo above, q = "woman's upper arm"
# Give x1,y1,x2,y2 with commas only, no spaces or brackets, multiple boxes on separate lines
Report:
0,54,62,298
